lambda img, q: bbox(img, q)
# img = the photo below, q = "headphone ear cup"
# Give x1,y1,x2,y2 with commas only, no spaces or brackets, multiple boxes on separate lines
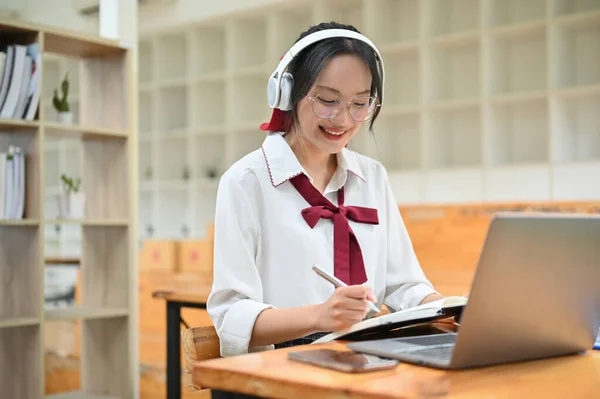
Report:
278,72,294,111
267,76,279,108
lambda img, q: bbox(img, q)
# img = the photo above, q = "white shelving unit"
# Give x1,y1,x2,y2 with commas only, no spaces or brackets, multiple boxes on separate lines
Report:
136,0,600,240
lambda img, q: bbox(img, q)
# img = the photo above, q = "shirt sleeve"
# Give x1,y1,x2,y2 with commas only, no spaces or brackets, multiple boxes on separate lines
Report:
379,165,439,312
206,171,274,357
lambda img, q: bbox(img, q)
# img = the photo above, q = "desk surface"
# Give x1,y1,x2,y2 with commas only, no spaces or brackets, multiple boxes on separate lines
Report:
193,339,600,399
151,286,211,304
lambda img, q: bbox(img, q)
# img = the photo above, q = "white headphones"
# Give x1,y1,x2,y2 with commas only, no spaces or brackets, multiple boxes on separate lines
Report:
266,28,385,112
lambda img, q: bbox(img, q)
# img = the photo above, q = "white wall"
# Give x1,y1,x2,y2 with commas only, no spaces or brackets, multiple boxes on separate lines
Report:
0,0,23,17
138,0,292,34
19,0,99,35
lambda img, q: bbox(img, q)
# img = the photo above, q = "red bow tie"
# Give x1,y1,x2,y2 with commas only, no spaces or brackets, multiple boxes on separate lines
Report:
289,174,379,285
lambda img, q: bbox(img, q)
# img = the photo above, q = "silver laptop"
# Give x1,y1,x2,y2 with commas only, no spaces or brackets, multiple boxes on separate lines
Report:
347,213,600,369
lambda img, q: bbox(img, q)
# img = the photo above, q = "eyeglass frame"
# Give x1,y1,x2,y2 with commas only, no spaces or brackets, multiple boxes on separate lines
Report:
306,92,381,122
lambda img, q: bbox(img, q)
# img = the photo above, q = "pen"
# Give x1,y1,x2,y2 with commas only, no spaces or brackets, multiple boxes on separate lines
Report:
312,264,381,313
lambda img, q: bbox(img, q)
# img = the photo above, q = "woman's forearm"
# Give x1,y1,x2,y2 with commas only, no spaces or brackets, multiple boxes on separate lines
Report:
420,293,446,304
249,304,322,347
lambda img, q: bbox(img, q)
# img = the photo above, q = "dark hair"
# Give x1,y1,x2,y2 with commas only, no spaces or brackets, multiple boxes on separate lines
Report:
284,21,383,133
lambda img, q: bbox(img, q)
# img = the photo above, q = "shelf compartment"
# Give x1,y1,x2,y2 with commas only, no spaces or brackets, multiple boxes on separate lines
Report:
0,325,41,399
383,47,420,107
138,91,153,137
45,307,129,321
44,123,128,139
551,0,600,16
0,219,38,226
428,37,480,102
231,16,268,70
138,39,153,83
44,318,81,394
485,0,547,27
194,24,226,76
138,191,154,239
553,161,600,199
484,165,551,201
424,168,484,203
0,119,39,130
0,316,39,328
0,129,41,220
228,129,266,167
81,225,129,309
82,138,128,220
78,54,128,131
193,134,226,181
0,225,40,320
194,79,226,127
43,27,125,58
368,0,419,45
487,98,549,165
427,105,482,168
488,24,547,95
155,136,189,181
552,13,600,88
387,171,423,204
80,317,130,398
231,74,271,124
44,138,62,189
157,85,188,131
318,0,365,31
551,90,600,162
156,190,190,238
272,7,313,59
156,31,188,80
139,141,153,182
366,113,421,171
426,0,479,37
45,219,129,227
193,189,218,238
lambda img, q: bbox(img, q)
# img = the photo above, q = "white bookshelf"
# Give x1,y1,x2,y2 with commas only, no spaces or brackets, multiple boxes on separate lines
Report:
136,0,600,240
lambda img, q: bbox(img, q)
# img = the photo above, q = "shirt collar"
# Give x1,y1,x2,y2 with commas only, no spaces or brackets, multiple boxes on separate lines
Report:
260,132,367,188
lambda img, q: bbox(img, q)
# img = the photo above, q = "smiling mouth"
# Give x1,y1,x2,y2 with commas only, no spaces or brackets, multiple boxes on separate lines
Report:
319,126,346,136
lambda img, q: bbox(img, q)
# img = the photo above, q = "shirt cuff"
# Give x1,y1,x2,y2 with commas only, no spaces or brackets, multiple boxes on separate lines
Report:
384,282,438,312
217,298,274,357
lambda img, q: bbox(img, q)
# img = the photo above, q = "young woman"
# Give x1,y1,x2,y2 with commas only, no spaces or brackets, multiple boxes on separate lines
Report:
207,21,446,358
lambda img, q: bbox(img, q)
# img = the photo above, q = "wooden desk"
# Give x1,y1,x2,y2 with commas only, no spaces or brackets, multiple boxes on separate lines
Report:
152,287,211,399
193,336,600,398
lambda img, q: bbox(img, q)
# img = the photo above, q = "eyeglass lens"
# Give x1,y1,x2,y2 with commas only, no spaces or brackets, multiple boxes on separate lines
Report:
312,92,378,121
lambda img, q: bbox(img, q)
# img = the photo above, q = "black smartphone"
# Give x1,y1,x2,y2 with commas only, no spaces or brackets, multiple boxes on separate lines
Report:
287,349,398,373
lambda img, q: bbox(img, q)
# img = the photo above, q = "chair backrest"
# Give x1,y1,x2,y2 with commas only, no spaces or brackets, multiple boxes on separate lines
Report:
181,325,221,391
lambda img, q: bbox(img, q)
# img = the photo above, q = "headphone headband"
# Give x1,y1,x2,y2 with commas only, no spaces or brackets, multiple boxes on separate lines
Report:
267,28,385,111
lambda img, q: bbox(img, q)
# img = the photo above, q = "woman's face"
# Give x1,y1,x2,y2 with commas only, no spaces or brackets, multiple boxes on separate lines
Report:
294,54,373,156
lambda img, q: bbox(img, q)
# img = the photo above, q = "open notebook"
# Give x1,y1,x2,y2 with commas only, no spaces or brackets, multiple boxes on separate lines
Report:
313,296,468,344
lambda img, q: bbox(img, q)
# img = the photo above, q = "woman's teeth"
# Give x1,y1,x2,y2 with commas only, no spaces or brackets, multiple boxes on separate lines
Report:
322,127,345,136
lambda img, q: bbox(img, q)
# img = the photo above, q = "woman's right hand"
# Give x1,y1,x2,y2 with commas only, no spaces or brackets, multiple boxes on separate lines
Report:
315,285,377,331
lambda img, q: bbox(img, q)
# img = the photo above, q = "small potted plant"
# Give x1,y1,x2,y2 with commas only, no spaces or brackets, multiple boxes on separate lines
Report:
53,73,72,124
57,174,85,219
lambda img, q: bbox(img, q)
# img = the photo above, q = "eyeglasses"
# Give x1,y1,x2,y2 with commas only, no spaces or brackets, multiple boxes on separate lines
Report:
307,92,380,122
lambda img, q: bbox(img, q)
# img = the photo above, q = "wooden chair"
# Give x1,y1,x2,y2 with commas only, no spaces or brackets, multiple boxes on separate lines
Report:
181,325,221,392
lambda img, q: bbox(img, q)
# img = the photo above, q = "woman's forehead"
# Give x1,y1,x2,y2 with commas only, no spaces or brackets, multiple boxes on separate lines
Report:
313,54,372,96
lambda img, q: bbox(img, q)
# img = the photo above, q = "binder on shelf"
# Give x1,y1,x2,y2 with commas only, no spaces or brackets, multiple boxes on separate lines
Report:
0,42,41,121
0,145,26,220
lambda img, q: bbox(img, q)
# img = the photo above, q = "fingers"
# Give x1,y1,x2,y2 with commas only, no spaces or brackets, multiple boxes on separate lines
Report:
330,308,368,328
332,295,370,312
337,285,376,302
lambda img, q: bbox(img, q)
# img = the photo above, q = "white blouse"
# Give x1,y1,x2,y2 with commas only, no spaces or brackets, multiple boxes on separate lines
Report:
207,132,437,357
